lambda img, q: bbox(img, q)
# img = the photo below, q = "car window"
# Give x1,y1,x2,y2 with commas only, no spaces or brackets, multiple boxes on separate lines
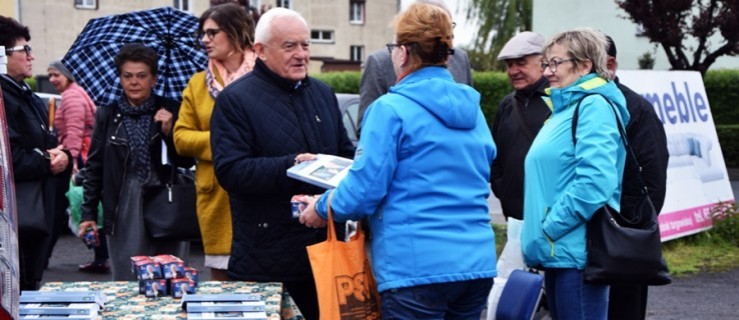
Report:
342,102,359,144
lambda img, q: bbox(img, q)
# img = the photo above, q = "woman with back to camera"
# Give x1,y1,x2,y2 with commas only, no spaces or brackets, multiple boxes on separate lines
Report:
521,28,629,319
299,3,498,318
174,3,257,281
79,43,194,280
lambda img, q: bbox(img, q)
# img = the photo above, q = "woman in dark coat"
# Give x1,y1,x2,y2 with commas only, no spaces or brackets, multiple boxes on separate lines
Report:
1,16,73,290
79,43,194,280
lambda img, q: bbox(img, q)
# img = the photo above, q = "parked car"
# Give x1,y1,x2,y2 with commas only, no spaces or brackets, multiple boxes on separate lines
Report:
336,93,360,146
36,92,62,109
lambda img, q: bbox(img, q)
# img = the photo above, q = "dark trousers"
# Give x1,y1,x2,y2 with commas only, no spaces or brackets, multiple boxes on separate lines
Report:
283,279,319,320
380,278,493,319
608,285,648,319
94,231,110,261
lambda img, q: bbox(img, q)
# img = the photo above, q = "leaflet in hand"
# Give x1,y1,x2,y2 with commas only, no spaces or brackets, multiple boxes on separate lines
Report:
287,154,353,189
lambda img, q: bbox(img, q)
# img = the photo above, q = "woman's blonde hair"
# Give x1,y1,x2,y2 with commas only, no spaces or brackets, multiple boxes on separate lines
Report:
393,3,454,72
543,27,609,79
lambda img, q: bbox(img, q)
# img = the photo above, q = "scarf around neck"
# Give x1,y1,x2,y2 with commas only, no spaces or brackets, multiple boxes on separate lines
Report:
117,96,157,182
206,49,256,99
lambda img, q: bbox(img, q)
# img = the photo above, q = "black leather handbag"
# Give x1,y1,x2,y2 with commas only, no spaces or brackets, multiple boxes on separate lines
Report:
142,167,200,241
572,94,671,286
15,180,50,236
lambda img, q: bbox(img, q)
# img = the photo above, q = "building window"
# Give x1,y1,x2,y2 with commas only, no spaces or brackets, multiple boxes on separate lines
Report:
276,0,291,9
350,0,365,24
173,0,190,11
311,30,335,43
74,0,97,9
350,45,364,62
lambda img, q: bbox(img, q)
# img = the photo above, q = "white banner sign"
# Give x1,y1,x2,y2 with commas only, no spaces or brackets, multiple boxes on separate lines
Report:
619,70,735,241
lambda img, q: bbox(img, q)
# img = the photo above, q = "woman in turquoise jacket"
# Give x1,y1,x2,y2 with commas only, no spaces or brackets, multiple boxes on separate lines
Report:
299,3,497,318
522,28,629,320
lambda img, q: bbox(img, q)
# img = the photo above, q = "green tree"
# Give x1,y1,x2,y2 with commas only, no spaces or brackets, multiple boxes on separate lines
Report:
465,0,533,71
617,0,739,75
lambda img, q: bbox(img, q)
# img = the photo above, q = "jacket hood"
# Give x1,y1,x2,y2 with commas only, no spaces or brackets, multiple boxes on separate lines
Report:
545,73,629,125
389,67,480,129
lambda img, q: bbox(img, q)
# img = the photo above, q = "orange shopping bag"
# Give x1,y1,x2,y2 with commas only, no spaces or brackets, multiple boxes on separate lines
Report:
306,192,380,320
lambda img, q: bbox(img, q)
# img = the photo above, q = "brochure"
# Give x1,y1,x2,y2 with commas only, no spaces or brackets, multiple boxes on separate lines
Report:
287,154,353,189
186,311,268,320
186,301,266,312
19,302,99,315
20,291,105,307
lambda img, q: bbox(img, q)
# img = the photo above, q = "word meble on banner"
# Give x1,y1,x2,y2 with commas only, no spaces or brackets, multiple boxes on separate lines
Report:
618,70,735,241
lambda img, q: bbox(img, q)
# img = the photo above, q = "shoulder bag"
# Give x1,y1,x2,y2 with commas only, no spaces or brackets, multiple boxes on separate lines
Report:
306,191,381,320
15,180,51,236
142,166,200,241
572,94,671,286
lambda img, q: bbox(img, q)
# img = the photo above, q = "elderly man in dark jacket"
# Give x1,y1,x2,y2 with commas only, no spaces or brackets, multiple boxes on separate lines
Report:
491,31,550,221
605,36,669,320
210,8,354,320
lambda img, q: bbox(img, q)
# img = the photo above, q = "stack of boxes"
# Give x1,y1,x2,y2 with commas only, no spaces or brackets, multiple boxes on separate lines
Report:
132,254,197,298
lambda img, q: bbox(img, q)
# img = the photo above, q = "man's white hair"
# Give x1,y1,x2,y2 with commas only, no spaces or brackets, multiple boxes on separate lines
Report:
254,7,308,44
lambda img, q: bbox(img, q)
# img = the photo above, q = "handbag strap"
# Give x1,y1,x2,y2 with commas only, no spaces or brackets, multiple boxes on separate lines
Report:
324,190,363,243
571,93,649,194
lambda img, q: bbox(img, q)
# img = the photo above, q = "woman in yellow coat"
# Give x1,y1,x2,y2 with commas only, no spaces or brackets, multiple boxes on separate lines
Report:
174,3,256,280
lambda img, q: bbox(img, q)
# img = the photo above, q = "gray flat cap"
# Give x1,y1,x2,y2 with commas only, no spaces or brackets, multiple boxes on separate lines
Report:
497,31,545,61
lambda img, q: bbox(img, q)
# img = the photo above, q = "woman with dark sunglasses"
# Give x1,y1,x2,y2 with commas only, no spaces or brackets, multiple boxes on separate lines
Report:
1,16,73,290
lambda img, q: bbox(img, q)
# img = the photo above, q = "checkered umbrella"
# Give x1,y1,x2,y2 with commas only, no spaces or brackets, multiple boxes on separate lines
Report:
62,7,207,106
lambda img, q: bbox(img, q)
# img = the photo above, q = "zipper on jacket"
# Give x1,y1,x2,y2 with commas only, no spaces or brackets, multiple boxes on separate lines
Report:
109,115,130,236
544,207,555,257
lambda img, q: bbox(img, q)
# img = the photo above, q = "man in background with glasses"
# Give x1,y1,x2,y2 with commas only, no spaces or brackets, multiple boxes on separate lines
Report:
357,0,472,133
1,15,72,290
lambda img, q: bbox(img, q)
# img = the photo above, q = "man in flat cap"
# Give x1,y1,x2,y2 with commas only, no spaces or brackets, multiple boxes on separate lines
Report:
491,31,550,221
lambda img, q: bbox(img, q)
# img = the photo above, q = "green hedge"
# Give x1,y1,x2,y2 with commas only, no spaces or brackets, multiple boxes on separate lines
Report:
472,72,513,128
704,70,739,125
717,125,739,167
312,72,360,94
24,77,37,92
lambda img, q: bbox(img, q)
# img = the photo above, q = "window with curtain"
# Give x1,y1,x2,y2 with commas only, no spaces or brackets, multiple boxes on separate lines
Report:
350,45,364,62
350,0,365,24
74,0,97,9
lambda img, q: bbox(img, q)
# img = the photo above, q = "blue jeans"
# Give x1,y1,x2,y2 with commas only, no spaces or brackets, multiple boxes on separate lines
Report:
544,268,609,320
380,278,494,320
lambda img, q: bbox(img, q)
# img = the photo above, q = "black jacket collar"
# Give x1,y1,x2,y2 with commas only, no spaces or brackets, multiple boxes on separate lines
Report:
515,77,549,99
253,58,311,93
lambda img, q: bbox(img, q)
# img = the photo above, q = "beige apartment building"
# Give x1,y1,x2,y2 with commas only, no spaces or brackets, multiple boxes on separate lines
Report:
7,0,398,79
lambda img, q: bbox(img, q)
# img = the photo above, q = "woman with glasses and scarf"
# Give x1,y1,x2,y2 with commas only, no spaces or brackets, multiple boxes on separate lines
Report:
79,43,194,280
1,16,73,290
521,28,629,319
174,3,257,281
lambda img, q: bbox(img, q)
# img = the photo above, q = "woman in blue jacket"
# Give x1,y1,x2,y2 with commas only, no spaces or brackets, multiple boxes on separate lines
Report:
522,28,629,319
299,3,497,318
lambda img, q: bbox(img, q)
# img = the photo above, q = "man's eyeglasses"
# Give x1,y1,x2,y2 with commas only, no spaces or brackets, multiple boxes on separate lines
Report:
541,58,575,73
197,28,222,41
5,45,32,56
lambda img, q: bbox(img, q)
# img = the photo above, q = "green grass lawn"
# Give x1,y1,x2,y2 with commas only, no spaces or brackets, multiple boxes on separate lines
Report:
492,204,739,278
